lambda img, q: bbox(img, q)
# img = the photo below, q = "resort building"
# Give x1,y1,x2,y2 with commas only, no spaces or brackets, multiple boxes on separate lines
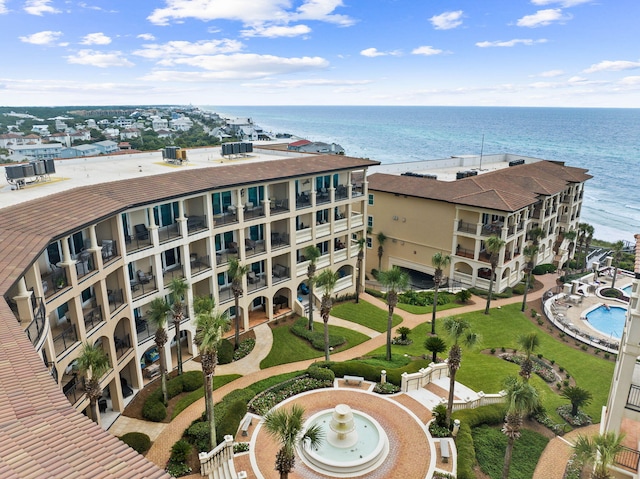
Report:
366,155,591,291
602,234,640,478
0,146,375,477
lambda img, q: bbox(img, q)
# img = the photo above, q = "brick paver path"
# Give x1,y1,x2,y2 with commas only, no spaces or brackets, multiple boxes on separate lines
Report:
134,273,561,475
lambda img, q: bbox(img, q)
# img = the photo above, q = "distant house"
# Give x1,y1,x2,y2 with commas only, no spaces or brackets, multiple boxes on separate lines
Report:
94,140,118,154
70,130,91,143
59,144,101,158
287,139,312,151
0,133,29,148
120,128,141,140
152,118,169,131
9,143,63,160
114,117,134,128
156,129,172,139
169,117,193,131
297,142,345,155
47,132,71,148
118,142,132,150
31,125,50,136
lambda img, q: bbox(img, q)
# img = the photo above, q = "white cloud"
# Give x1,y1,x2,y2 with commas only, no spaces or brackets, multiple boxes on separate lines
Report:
19,31,63,45
80,33,112,45
360,48,400,58
137,33,156,41
476,38,547,48
66,49,134,68
245,78,372,89
568,75,588,83
430,10,463,30
140,53,328,81
0,1,7,14
133,39,243,60
584,60,640,73
24,0,60,15
531,0,591,6
411,46,444,56
619,76,640,86
517,9,571,27
241,24,311,38
78,2,117,13
148,0,353,27
538,69,564,77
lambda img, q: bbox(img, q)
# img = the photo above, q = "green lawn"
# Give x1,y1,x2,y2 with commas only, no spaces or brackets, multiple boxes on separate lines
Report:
260,320,370,369
331,299,402,332
171,373,242,419
370,303,614,423
396,301,461,315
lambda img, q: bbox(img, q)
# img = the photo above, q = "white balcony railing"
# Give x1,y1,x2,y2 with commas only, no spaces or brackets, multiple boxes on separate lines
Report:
296,228,312,244
334,218,348,233
351,212,364,228
316,223,330,238
334,249,348,263
335,274,353,292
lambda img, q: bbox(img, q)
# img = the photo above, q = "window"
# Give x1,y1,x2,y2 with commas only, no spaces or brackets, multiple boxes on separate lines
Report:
317,241,330,255
213,191,232,215
367,216,373,228
153,202,179,227
366,237,372,249
368,194,374,206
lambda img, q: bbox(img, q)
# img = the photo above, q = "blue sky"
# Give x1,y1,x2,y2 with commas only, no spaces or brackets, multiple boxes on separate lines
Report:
1,0,639,107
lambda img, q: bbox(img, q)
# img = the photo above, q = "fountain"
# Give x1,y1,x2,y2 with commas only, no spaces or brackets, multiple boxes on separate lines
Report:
298,404,389,477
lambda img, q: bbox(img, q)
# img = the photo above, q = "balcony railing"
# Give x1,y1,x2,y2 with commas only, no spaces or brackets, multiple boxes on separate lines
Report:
213,210,238,226
296,227,312,244
163,264,185,282
626,384,640,412
272,264,290,285
247,274,267,292
507,225,515,236
84,306,104,333
43,267,70,300
76,252,96,280
131,275,158,300
136,317,158,344
316,222,330,237
25,297,47,346
100,239,118,264
296,193,311,209
62,374,85,405
271,232,290,250
616,446,640,471
457,220,476,234
53,324,78,357
245,240,266,258
125,234,152,254
316,189,330,205
351,212,364,228
335,184,349,200
270,198,290,215
218,287,234,304
334,217,348,233
215,249,237,265
108,288,125,313
455,246,475,259
187,215,207,234
352,184,364,197
115,334,132,360
158,223,181,244
244,204,265,221
190,255,211,275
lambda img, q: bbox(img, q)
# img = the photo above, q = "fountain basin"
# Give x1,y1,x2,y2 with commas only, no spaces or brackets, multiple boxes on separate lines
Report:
298,407,389,477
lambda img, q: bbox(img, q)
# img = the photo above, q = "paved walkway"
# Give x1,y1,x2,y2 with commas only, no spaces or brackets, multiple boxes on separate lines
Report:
114,273,564,474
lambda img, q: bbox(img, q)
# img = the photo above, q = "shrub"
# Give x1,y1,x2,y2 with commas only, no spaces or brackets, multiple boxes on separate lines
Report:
290,318,346,350
365,287,385,298
396,326,412,340
373,382,399,394
604,353,611,360
142,398,167,422
530,308,537,318
307,365,335,382
234,442,250,454
120,432,151,454
185,421,210,452
166,439,192,477
490,348,496,354
432,404,448,428
429,423,451,438
456,289,472,303
217,339,234,365
181,371,203,392
249,376,332,415
532,263,557,275
216,400,247,441
233,338,255,361
222,388,255,406
167,377,184,399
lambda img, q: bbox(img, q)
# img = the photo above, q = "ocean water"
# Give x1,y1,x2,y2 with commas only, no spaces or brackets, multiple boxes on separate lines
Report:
204,106,640,243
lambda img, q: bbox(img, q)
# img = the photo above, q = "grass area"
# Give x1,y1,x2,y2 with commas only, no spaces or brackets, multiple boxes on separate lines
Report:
331,299,402,332
369,303,614,423
396,301,461,315
259,319,370,369
172,374,241,419
472,425,550,479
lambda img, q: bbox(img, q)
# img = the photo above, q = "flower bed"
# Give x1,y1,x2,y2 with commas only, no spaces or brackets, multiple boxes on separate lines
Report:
557,405,592,427
248,375,333,415
500,353,557,383
233,338,255,361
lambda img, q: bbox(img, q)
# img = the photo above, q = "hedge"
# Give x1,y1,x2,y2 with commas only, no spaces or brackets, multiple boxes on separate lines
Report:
532,263,557,275
218,339,234,365
216,400,247,442
290,317,346,350
142,372,205,422
119,432,151,454
185,421,211,452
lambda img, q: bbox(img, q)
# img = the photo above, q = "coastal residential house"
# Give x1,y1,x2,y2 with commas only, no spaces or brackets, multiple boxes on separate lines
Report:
297,142,345,155
120,127,141,140
59,143,101,158
8,143,64,160
0,132,43,148
366,156,591,292
288,139,312,151
169,117,194,131
602,234,640,478
71,130,92,143
47,131,71,147
156,128,172,139
0,148,375,476
152,118,169,131
94,140,118,154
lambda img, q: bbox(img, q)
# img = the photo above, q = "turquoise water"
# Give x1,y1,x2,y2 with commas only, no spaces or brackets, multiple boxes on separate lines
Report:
206,106,640,242
586,305,628,339
623,285,632,296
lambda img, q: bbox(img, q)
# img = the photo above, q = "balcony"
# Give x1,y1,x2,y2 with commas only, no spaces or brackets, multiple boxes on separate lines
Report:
245,239,266,258
316,222,330,238
158,223,181,244
297,260,310,277
24,297,47,346
187,215,208,234
100,239,119,265
131,273,158,300
455,246,475,259
190,254,211,275
218,287,234,304
352,184,364,197
480,223,502,237
75,251,96,281
272,264,290,285
62,374,85,405
335,274,353,292
626,384,640,412
163,264,185,282
84,306,104,333
125,234,152,254
335,184,349,201
334,217,348,233
270,198,290,215
616,446,640,472
531,209,542,219
247,272,267,292
213,209,238,226
108,288,125,314
334,248,348,263
507,225,515,237
457,220,476,234
42,267,70,300
53,324,78,357
316,188,330,205
135,316,158,345
216,249,237,265
271,232,290,251
296,227,312,244
351,212,364,228
296,192,311,210
243,203,265,221
115,334,132,361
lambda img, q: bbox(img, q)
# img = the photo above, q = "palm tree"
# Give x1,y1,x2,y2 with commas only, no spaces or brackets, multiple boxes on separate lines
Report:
521,244,539,312
378,266,409,361
431,252,451,335
582,223,595,271
443,317,478,425
76,341,110,424
501,376,540,479
263,404,323,479
168,277,189,375
577,222,592,271
516,332,540,382
227,257,248,349
562,386,593,417
424,335,447,363
610,240,625,289
354,237,366,304
376,231,387,271
484,235,506,315
315,268,339,361
573,432,624,479
528,227,544,246
194,299,229,448
147,297,171,405
304,245,321,331
563,229,578,270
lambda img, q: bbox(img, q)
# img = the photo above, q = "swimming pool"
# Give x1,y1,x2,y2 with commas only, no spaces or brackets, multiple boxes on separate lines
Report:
622,285,632,296
586,305,628,339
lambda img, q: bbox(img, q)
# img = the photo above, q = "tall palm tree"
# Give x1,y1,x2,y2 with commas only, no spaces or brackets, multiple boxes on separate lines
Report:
577,222,590,270
582,223,595,271
315,268,339,361
521,244,539,312
528,227,544,246
484,235,506,315
378,266,410,361
194,298,229,448
610,240,625,289
227,257,248,349
263,404,323,479
431,252,451,335
516,332,540,381
376,231,387,271
303,245,321,331
573,432,624,479
147,297,171,405
501,376,540,479
168,277,189,375
443,317,478,425
76,341,110,424
354,237,366,304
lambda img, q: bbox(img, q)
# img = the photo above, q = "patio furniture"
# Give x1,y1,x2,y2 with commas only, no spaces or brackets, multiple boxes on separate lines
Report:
101,240,114,259
137,270,152,284
134,224,149,240
98,398,107,413
245,238,256,251
247,271,259,284
120,377,133,398
228,242,238,254
273,264,288,278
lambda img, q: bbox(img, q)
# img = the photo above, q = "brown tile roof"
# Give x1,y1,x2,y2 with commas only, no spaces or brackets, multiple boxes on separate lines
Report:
368,160,591,212
0,153,377,478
